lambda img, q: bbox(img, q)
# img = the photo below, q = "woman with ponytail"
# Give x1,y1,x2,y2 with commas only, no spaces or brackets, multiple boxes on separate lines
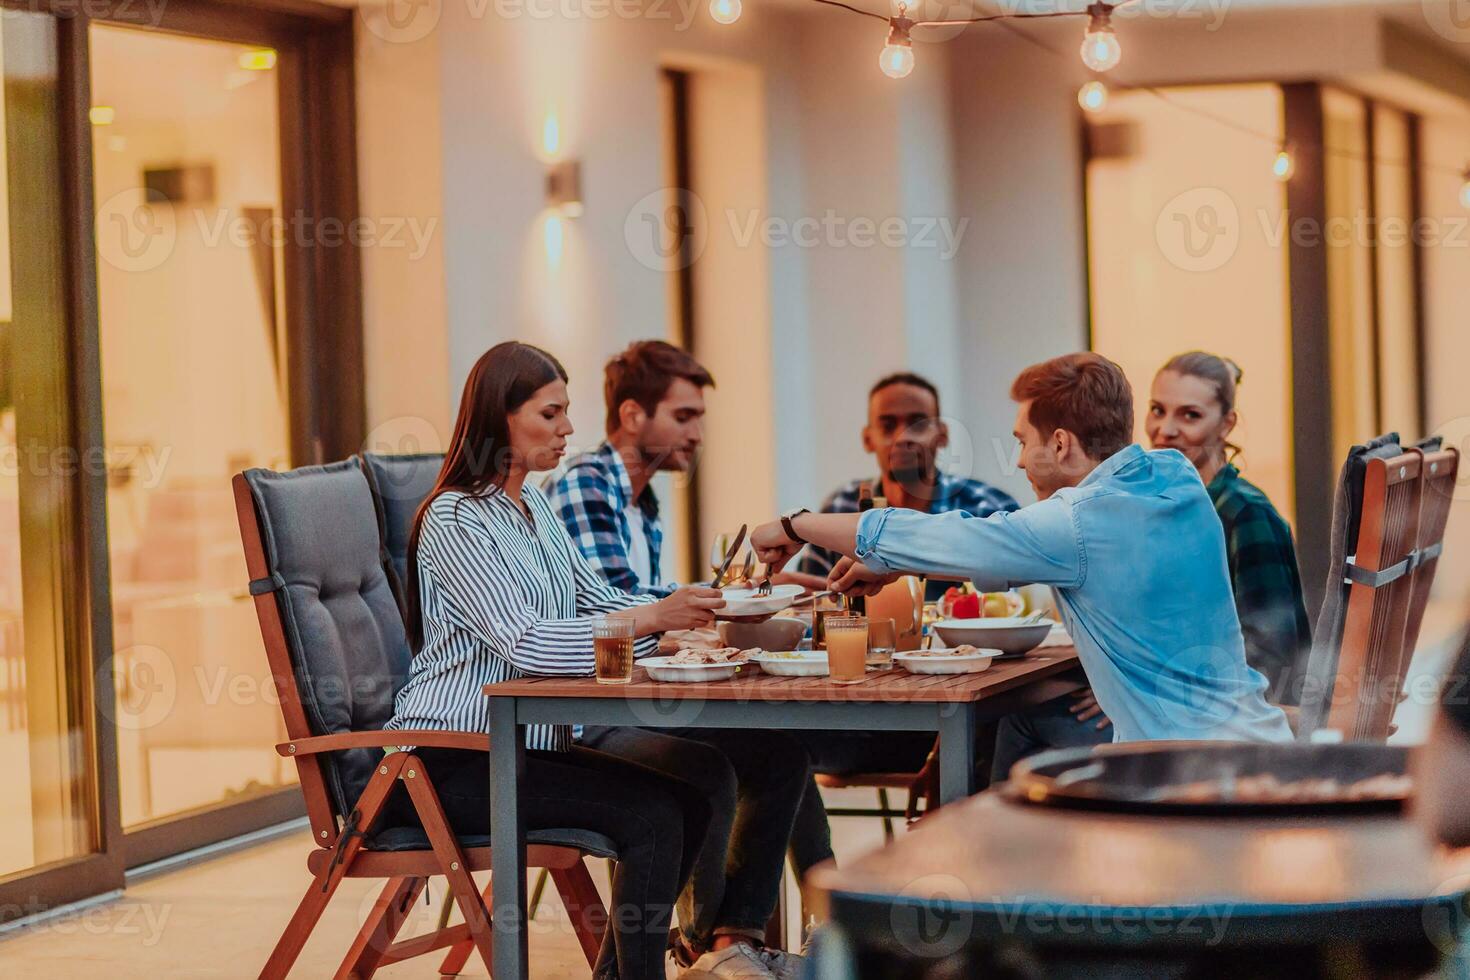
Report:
1146,351,1311,705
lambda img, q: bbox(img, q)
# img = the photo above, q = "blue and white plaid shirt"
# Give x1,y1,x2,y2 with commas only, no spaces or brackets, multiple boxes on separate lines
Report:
544,442,676,596
795,472,1020,586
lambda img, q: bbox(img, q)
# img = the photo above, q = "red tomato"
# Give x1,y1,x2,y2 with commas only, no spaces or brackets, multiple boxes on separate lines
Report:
951,594,981,619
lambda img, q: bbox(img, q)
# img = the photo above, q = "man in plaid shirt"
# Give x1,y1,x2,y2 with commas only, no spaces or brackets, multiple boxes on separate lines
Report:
546,342,817,973
788,372,1019,597
545,341,713,596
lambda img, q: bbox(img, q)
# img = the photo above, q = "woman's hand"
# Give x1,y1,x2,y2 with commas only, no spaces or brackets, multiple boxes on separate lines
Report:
637,586,726,634
828,556,899,597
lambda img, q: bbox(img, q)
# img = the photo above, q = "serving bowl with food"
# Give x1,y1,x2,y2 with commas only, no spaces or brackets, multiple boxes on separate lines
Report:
719,617,807,652
893,645,999,675
931,616,1055,657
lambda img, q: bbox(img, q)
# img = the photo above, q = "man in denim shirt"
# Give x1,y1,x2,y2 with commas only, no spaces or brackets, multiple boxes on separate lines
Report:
753,352,1292,783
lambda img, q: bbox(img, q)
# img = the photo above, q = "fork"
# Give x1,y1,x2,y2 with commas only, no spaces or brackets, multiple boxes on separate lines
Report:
754,560,773,597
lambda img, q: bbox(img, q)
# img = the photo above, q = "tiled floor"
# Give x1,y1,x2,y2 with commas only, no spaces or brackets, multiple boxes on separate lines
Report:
0,784,896,978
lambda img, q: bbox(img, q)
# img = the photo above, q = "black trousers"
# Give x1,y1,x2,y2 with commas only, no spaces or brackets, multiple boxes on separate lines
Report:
382,745,711,980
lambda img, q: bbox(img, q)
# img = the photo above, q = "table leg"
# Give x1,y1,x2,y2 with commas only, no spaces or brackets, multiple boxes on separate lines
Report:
938,703,978,805
489,696,528,980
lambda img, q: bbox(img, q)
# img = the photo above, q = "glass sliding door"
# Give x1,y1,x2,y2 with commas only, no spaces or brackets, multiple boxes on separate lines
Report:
0,11,108,891
88,23,297,837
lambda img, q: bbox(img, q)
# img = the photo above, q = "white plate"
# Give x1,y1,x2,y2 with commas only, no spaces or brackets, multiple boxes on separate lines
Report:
932,618,1056,656
894,648,999,675
639,656,743,683
751,650,829,677
716,584,804,619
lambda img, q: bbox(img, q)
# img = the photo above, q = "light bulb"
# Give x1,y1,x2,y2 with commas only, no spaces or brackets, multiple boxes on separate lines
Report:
1077,81,1108,113
1080,3,1121,72
1080,29,1121,72
1272,149,1294,182
709,0,741,24
879,42,915,78
879,18,915,79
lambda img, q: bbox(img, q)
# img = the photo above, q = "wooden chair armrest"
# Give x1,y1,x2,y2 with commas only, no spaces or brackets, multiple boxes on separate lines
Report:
278,730,490,757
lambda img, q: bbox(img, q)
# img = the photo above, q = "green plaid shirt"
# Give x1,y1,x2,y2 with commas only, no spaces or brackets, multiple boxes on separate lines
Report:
1207,464,1312,705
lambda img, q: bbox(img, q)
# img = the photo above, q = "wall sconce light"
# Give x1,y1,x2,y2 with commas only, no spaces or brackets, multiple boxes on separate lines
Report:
547,161,583,218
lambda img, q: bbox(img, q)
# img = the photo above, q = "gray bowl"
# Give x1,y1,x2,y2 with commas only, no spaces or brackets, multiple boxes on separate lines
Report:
931,619,1052,656
718,617,807,652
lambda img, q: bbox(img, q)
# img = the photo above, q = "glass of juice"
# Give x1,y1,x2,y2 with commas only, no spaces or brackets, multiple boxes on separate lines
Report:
825,616,869,684
592,615,636,685
867,617,896,669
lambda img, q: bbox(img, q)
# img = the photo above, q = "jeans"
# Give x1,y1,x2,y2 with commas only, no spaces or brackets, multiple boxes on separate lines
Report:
990,691,1114,784
580,726,810,947
787,731,939,875
381,745,710,980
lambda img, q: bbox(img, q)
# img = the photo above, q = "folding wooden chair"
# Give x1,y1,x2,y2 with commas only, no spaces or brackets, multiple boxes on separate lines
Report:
1299,438,1459,741
815,744,938,842
234,461,612,978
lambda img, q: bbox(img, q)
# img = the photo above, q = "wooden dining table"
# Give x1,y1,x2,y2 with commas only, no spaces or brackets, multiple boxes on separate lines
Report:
482,647,1083,980
809,791,1470,978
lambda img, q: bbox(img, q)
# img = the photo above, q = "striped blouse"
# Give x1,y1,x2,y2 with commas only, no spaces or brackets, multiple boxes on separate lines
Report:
385,484,658,750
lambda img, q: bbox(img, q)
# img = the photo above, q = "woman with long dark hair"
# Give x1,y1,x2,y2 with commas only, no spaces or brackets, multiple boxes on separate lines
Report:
1146,351,1311,704
384,341,725,980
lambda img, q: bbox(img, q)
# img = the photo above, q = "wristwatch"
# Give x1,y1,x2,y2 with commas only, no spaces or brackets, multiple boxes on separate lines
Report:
780,508,811,545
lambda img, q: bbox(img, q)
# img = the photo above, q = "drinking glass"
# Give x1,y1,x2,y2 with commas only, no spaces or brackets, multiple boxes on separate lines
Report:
811,592,847,650
825,616,869,684
867,617,896,668
592,615,636,685
708,532,732,581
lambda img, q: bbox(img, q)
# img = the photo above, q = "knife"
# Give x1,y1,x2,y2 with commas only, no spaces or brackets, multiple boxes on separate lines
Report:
710,524,748,588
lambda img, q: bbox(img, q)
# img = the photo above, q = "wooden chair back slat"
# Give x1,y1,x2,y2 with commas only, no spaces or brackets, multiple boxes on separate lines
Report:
231,473,339,844
1326,451,1423,739
1402,448,1460,682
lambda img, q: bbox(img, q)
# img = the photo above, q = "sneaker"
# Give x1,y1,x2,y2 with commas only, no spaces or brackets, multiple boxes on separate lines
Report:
680,943,778,979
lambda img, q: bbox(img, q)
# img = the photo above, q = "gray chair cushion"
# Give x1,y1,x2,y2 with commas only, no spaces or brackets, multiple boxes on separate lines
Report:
360,453,444,605
368,825,618,859
243,460,411,818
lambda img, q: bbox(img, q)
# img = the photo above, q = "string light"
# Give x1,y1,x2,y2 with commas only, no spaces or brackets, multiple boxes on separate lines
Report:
1079,3,1122,72
879,13,915,79
710,0,741,23
1272,146,1295,182
1078,80,1108,113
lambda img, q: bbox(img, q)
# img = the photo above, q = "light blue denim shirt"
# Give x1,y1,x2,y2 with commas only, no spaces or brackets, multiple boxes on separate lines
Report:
856,444,1293,744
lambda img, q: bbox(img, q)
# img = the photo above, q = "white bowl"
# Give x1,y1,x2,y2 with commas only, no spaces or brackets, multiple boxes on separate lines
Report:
931,618,1055,656
639,656,742,683
894,647,998,675
716,584,804,619
751,650,829,677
